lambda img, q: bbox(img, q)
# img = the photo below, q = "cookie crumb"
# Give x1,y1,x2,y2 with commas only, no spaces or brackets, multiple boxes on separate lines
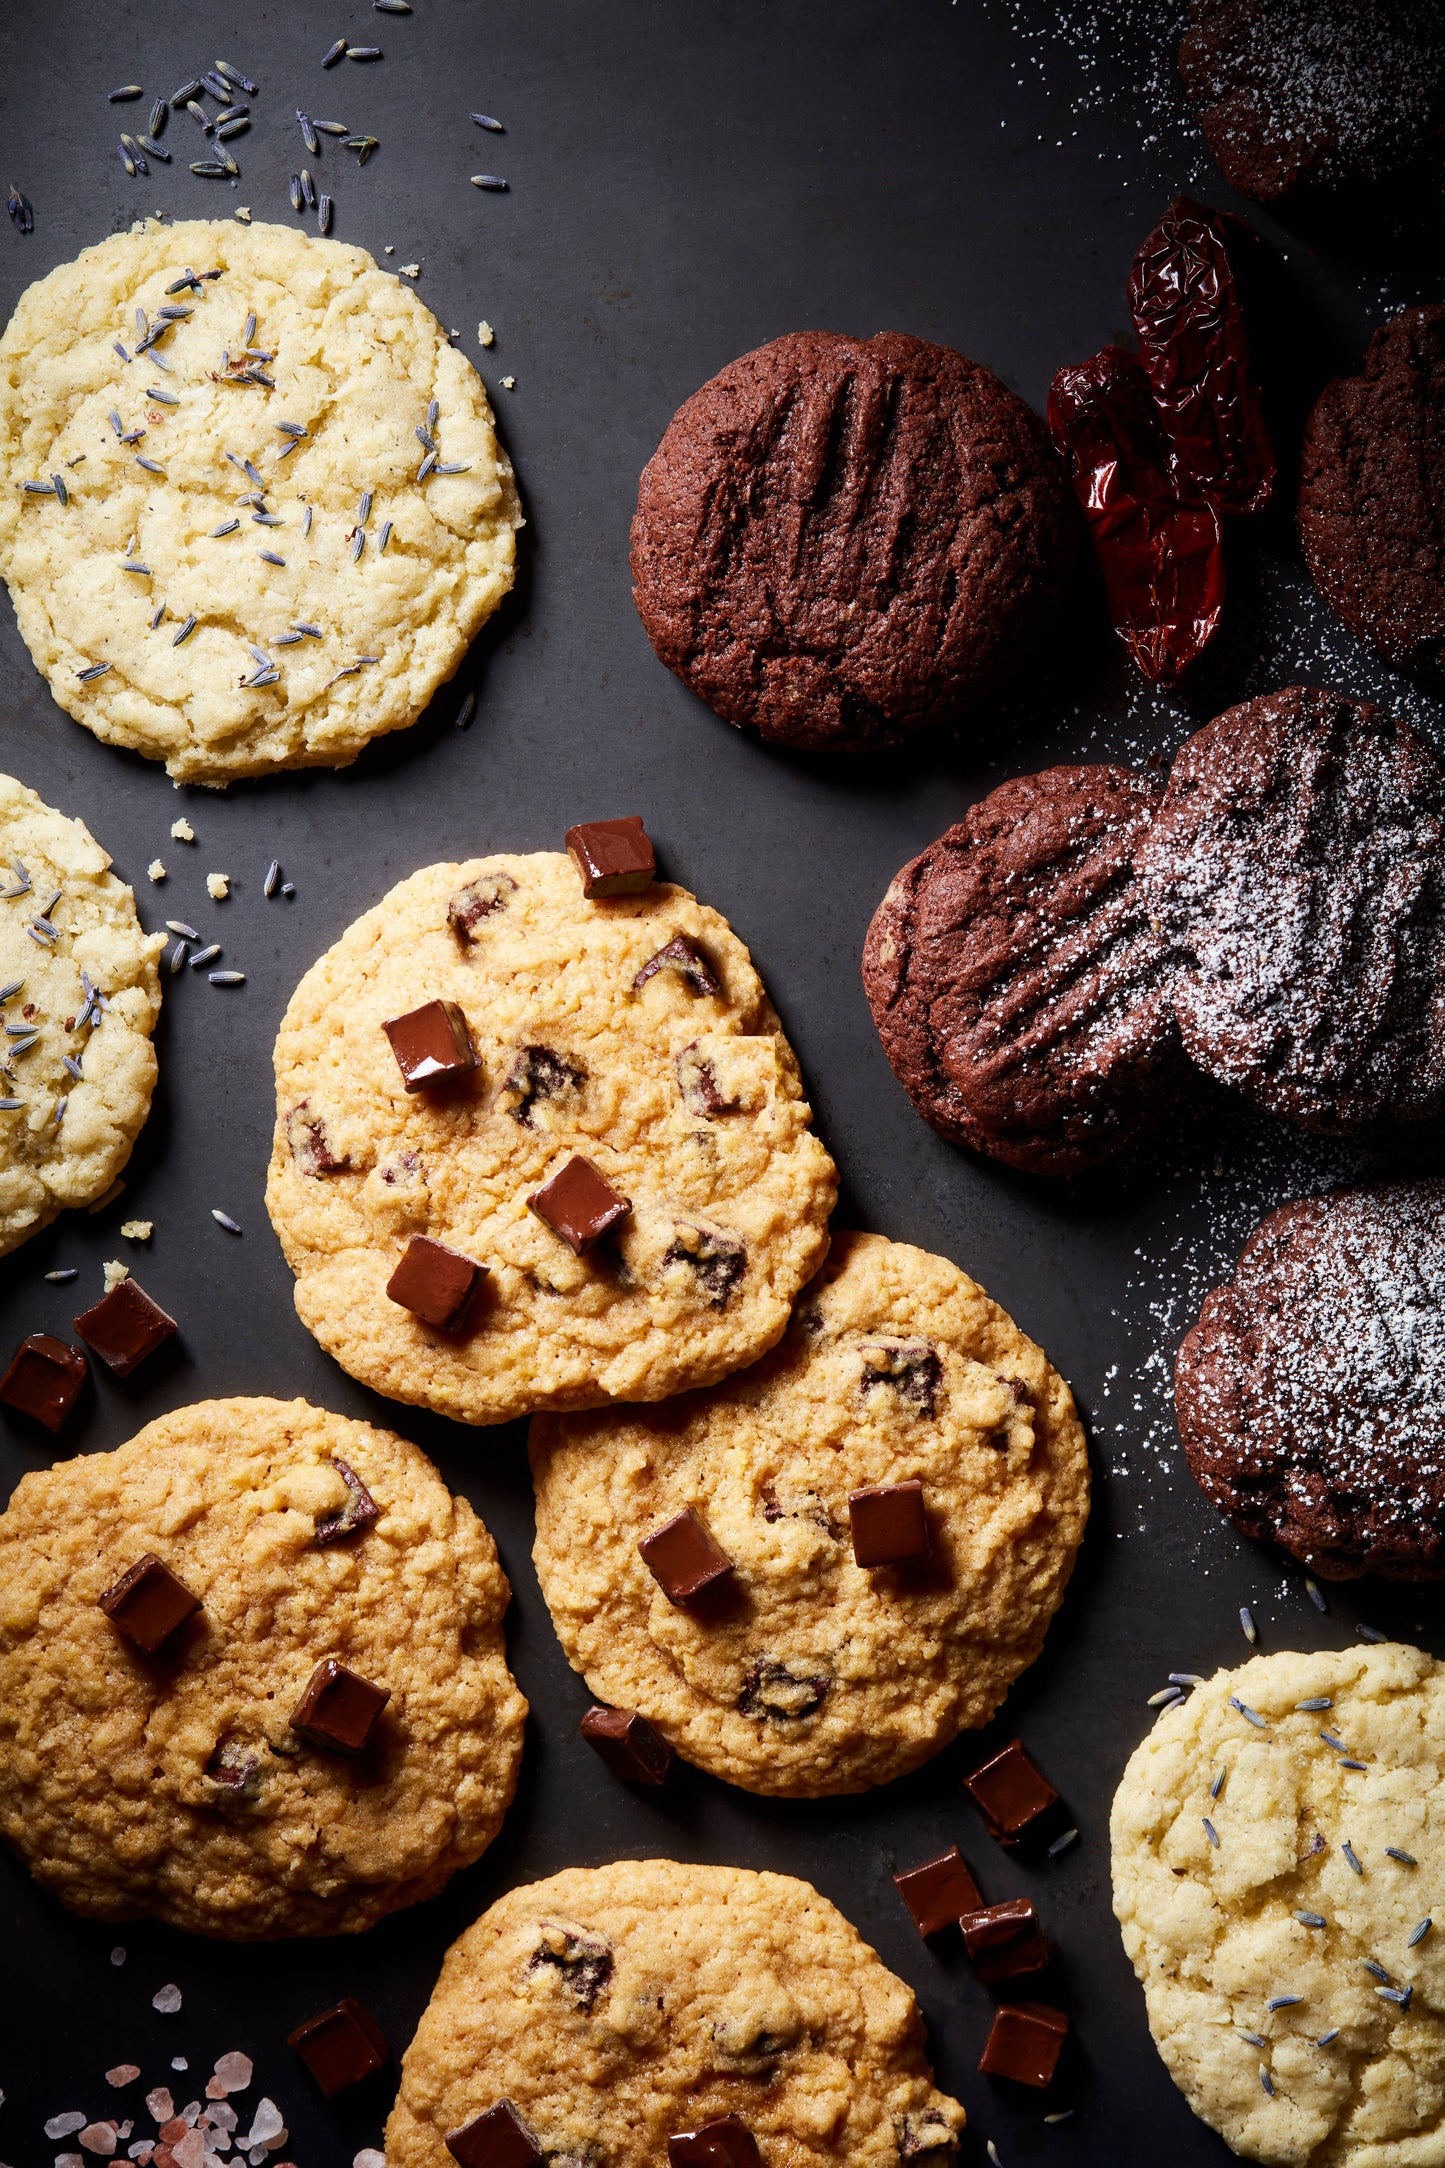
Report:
400,262,421,278
147,859,166,883
120,1220,153,1241
103,1260,130,1291
236,207,252,223
170,818,195,843
500,375,516,390
478,319,495,347
206,873,230,901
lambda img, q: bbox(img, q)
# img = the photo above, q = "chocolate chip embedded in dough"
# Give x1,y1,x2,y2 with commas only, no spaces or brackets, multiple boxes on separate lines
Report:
849,1479,929,1566
289,1657,390,1755
287,1997,389,2099
314,1457,381,1545
663,1222,746,1307
448,870,518,940
285,1097,351,1176
528,1155,631,1254
893,1845,982,1939
74,1279,178,1379
737,1656,829,1721
896,2108,961,2157
383,998,477,1091
386,1235,486,1330
528,1919,614,2011
666,2116,763,2168
444,2101,543,2168
977,2000,1068,2087
0,1332,87,1433
98,1553,202,1655
675,1040,741,1117
858,1336,942,1416
494,1044,585,1127
204,1737,262,1795
639,1506,735,1604
580,1704,673,1785
633,933,721,996
565,816,656,897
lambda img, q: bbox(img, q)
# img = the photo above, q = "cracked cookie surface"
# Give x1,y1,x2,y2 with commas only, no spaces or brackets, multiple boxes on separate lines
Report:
0,1397,525,1938
530,1232,1087,1796
0,219,520,782
386,1858,966,2167
266,852,836,1426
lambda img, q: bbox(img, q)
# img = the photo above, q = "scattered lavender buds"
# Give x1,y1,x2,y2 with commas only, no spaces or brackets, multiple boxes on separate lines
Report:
211,1209,242,1233
471,112,504,131
1202,1818,1220,1849
1342,1842,1364,1877
8,183,35,233
470,174,508,189
1240,1607,1258,1645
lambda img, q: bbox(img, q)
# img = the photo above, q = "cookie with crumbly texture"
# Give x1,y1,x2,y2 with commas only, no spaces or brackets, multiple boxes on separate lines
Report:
0,1397,525,1939
0,219,520,784
630,331,1073,752
1140,687,1445,1132
1112,1643,1445,2166
1300,308,1445,675
530,1232,1087,1797
386,1859,966,2168
863,766,1186,1175
267,852,836,1427
0,772,163,1254
1177,1183,1445,1581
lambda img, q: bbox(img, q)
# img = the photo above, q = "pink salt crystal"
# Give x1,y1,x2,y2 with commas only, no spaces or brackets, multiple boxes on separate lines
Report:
204,2085,227,2104
171,2134,206,2168
145,2093,174,2125
210,2057,252,2098
106,2070,141,2091
55,2153,84,2168
46,2117,87,2140
79,2125,118,2157
151,1985,182,2017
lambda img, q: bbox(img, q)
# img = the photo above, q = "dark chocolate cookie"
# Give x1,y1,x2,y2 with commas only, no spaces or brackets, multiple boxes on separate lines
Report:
630,332,1073,753
1300,306,1445,675
1179,0,1445,205
1177,1182,1445,1579
862,766,1185,1175
1141,686,1445,1133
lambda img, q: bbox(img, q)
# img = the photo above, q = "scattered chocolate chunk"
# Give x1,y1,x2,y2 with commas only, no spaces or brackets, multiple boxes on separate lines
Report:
529,1920,614,2011
675,1040,741,1117
285,1098,350,1176
448,871,518,940
896,2109,960,2157
445,2102,543,2168
858,1337,942,1417
663,1222,746,1306
74,1279,178,1379
204,1737,261,1795
528,1155,631,1254
314,1458,380,1545
384,998,477,1090
639,1507,735,1604
386,1235,486,1329
565,815,656,897
495,1044,584,1126
289,1657,390,1754
965,1739,1061,1848
849,1480,929,1566
99,1553,201,1656
737,1656,829,1720
959,1898,1049,1983
633,933,721,996
667,2117,763,2168
287,1997,389,2098
893,1846,982,1939
0,1332,87,1432
977,2000,1068,2088
580,1704,673,1785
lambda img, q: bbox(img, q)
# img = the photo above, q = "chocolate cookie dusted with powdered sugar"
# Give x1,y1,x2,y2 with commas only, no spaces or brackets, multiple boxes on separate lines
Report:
1140,687,1445,1134
1177,1183,1445,1579
862,766,1188,1175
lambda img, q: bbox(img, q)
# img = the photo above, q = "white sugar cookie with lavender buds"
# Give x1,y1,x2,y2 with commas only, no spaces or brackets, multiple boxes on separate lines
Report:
0,773,162,1255
265,848,836,1426
0,219,520,783
1112,1643,1445,2166
0,1398,526,1939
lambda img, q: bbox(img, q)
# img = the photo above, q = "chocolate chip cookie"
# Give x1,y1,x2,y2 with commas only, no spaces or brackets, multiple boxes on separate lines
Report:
1140,687,1445,1132
1176,1182,1445,1580
630,331,1073,752
530,1232,1088,1797
0,1398,526,1938
1300,306,1445,676
386,1859,966,2167
863,766,1185,1174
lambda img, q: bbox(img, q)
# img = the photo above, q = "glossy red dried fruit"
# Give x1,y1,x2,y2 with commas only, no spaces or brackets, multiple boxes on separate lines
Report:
1128,195,1275,517
1048,347,1225,685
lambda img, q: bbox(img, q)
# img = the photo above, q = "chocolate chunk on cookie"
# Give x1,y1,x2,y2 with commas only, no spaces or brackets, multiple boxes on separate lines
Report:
864,766,1185,1175
1300,307,1445,676
1177,1182,1445,1579
1140,687,1445,1131
631,331,1073,752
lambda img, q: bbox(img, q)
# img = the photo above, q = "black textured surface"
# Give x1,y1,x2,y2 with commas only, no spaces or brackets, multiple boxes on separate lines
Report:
1,5,1443,2165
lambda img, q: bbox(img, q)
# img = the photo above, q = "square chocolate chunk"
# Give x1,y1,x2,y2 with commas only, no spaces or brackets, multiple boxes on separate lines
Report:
849,1479,928,1566
386,1235,485,1329
565,815,656,898
287,1997,389,2098
633,933,721,996
99,1553,202,1655
445,2101,543,2168
528,1154,631,1254
667,2117,763,2168
977,2001,1069,2088
290,1657,390,1754
581,1704,673,1785
384,999,477,1090
959,1897,1049,1983
965,1738,1061,1847
73,1279,177,1379
0,1332,87,1433
639,1507,735,1605
892,1845,982,1939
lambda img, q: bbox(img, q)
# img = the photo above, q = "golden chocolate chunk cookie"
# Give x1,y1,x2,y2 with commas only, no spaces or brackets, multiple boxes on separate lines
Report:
266,851,837,1427
0,220,520,783
386,1858,966,2167
530,1231,1088,1796
0,772,162,1255
0,1398,525,1939
1111,1643,1445,2165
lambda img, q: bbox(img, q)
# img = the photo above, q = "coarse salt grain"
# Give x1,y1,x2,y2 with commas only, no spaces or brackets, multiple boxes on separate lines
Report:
110,1948,127,1966
152,1983,183,2015
56,2154,85,2168
80,2126,118,2157
354,2151,386,2168
106,2070,142,2090
170,2133,206,2168
144,2093,173,2125
239,2103,283,2149
46,2117,87,2141
210,2058,252,2097
170,2060,187,2074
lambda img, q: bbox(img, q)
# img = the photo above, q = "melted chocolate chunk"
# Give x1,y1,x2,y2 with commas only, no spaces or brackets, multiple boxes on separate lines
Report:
849,1480,929,1566
314,1458,380,1545
711,2012,799,2076
204,1737,262,1795
633,933,721,996
977,2001,1068,2088
495,1044,585,1126
74,1279,178,1380
528,1920,614,2012
737,1656,829,1721
448,871,519,940
0,1332,87,1433
387,1235,486,1330
285,1098,350,1177
893,1846,982,1939
384,999,477,1091
639,1507,735,1604
663,1223,746,1307
667,2118,762,2168
965,1739,1061,1847
959,1898,1049,1984
760,1491,838,1535
896,2109,961,2157
287,1998,389,2099
859,1337,942,1416
99,1553,201,1655
580,1704,673,1785
675,1040,741,1117
565,816,655,897
290,1658,390,1755
528,1155,631,1254
446,2102,543,2168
